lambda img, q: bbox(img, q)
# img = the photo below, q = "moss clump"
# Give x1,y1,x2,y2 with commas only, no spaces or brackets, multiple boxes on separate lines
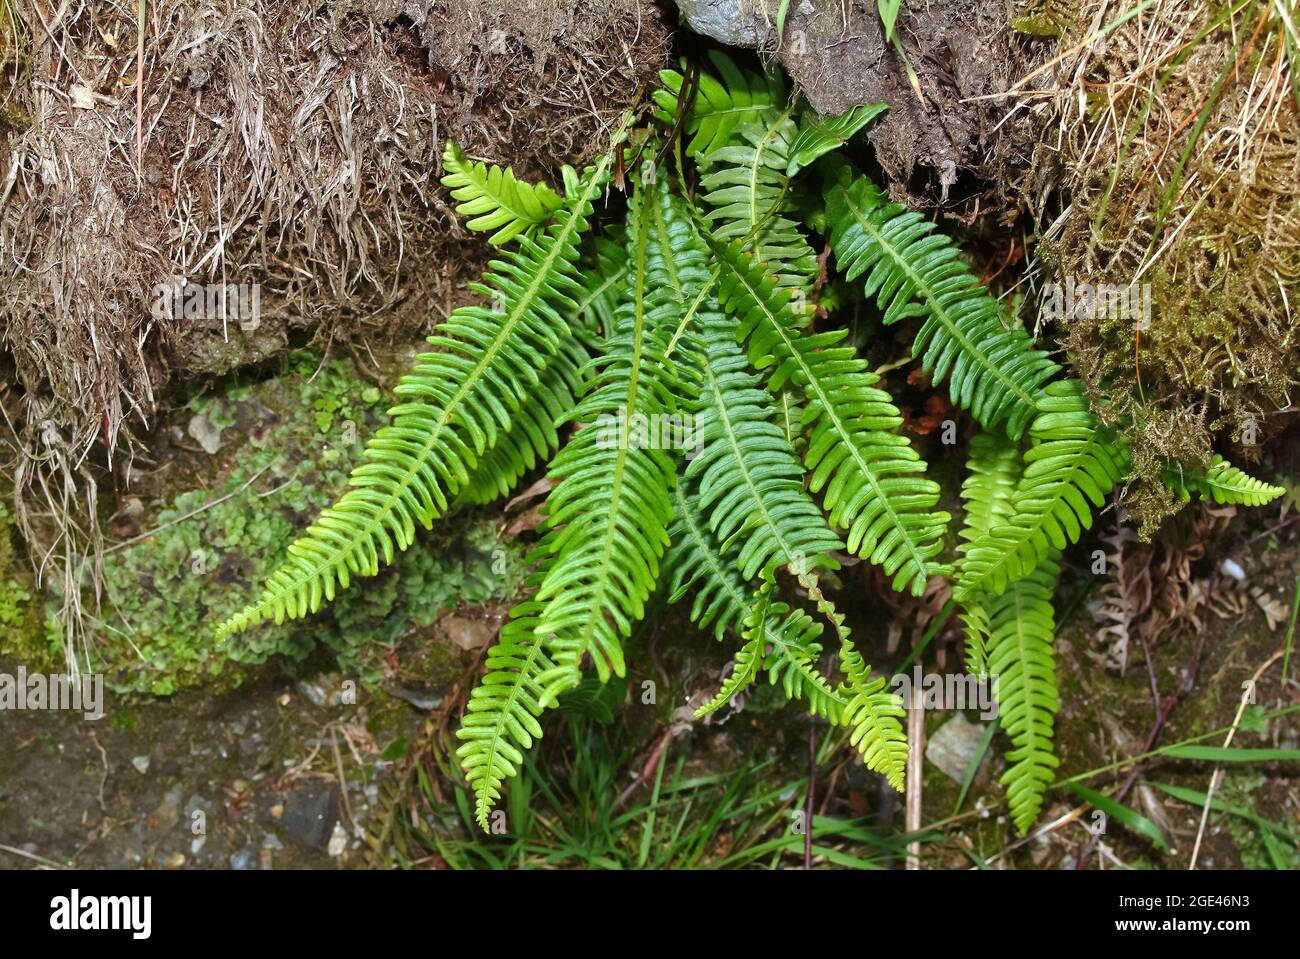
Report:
0,499,52,669
78,353,528,696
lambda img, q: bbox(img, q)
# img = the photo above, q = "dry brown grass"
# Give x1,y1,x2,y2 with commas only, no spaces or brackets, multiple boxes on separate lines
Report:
0,0,666,669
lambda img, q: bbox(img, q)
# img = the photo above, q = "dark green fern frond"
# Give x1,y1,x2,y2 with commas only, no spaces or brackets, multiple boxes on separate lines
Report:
455,559,559,831
441,141,566,246
532,189,679,703
826,172,1059,439
710,236,951,596
983,550,1062,835
665,482,843,720
689,320,843,580
786,102,888,176
1164,454,1286,507
955,381,1129,601
837,639,908,790
216,160,613,640
652,50,787,158
956,432,1024,675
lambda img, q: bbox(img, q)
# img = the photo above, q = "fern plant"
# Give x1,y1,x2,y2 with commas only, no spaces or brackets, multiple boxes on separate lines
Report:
216,54,1285,839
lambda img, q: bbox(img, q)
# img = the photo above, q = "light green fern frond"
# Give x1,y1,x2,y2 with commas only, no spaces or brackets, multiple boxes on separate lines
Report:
1164,454,1286,507
710,236,952,596
217,159,612,640
826,171,1059,439
955,380,1129,601
652,50,787,158
983,550,1062,835
455,559,559,831
532,188,680,703
837,639,908,790
441,141,565,246
956,432,1023,675
689,319,843,580
457,335,590,505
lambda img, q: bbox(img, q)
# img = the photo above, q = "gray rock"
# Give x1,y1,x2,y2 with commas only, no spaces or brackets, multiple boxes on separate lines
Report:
925,713,992,784
675,0,767,46
278,778,340,851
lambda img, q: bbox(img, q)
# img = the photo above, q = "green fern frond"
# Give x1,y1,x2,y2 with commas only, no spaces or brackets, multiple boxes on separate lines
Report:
690,322,844,580
786,102,888,176
694,576,774,716
826,171,1059,439
532,189,679,703
1164,454,1286,507
710,236,952,595
955,381,1128,601
455,559,559,831
698,111,820,288
441,141,565,246
837,639,908,790
652,51,787,158
665,481,843,720
457,335,590,505
956,432,1024,675
217,160,613,640
983,550,1062,835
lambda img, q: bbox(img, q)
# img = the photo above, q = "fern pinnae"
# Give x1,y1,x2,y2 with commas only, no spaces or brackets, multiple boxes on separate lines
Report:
1164,453,1286,507
216,160,613,640
455,559,560,831
826,171,1059,439
666,481,843,720
955,380,1128,601
689,322,843,580
983,550,1063,835
837,639,908,791
652,50,787,159
441,141,565,246
709,235,951,596
956,432,1024,675
532,186,678,704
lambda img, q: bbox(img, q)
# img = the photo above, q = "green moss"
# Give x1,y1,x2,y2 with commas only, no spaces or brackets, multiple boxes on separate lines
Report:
0,499,55,670
77,352,529,697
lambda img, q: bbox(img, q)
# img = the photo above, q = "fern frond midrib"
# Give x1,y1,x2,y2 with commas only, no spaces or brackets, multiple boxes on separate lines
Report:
540,200,650,692
648,192,717,360
473,632,549,828
700,358,803,571
740,110,798,261
834,186,1040,413
727,260,933,580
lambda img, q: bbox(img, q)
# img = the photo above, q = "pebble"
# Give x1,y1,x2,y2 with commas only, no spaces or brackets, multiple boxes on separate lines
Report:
131,756,151,774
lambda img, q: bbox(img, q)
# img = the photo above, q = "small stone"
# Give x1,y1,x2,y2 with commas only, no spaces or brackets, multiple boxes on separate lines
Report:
131,756,151,774
279,778,340,851
327,822,348,857
164,852,186,869
187,411,223,454
229,846,257,870
925,713,992,784
442,615,493,651
270,803,284,819
1221,558,1247,582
